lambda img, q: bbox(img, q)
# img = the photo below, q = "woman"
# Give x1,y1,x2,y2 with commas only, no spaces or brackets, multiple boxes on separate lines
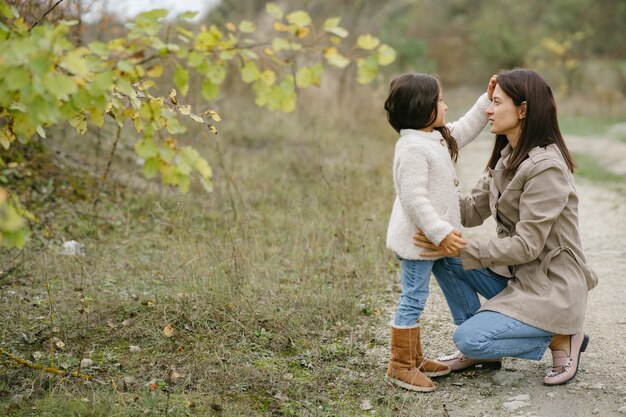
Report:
414,69,598,386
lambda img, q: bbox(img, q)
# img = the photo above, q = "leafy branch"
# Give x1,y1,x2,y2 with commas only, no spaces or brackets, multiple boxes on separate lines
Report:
0,1,396,248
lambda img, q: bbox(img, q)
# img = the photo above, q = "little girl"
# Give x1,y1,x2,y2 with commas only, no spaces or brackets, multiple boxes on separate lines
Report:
383,73,496,391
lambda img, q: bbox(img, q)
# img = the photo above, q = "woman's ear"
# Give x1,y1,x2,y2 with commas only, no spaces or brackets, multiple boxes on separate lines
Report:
519,101,527,119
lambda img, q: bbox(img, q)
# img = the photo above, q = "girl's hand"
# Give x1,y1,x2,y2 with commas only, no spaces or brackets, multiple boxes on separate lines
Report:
487,75,497,101
413,230,466,257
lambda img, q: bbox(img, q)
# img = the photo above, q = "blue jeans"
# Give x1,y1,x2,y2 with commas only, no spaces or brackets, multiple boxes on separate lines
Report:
393,259,437,327
431,257,553,360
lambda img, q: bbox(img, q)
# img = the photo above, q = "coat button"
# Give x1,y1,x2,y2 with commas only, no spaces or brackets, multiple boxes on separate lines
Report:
440,139,446,146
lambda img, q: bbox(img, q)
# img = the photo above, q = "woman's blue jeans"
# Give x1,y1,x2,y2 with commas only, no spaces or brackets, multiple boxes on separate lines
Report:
431,257,553,360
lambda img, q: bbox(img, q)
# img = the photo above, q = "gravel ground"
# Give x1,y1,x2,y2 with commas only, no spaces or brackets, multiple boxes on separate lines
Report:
367,133,626,417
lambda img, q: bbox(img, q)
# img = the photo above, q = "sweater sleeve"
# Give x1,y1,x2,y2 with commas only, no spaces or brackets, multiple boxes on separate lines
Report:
447,93,491,149
460,161,569,270
395,146,454,245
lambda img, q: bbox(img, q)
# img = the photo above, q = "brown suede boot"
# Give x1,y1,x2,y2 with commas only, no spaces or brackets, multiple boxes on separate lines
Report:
414,326,451,377
385,325,436,392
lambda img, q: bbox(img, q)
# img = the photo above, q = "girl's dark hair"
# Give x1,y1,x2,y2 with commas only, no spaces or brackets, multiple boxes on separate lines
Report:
487,69,575,174
384,73,458,162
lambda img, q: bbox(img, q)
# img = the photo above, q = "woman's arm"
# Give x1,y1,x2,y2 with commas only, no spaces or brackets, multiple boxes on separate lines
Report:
460,162,570,270
461,172,492,227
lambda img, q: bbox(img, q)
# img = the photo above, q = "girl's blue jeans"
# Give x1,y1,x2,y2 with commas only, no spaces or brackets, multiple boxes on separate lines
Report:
393,258,435,327
430,257,553,360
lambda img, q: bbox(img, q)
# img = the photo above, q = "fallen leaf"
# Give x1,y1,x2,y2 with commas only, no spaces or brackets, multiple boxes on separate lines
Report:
274,392,288,401
361,399,373,411
80,358,93,368
129,345,141,352
106,319,117,328
163,324,175,338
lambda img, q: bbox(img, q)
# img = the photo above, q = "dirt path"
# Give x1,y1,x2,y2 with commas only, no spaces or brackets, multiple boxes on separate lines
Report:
368,134,626,416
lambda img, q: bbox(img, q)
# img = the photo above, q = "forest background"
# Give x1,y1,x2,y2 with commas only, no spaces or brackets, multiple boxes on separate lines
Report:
1,0,625,416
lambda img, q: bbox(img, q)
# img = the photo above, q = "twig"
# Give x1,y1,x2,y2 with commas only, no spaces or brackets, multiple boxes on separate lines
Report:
92,124,123,211
0,348,93,381
29,0,66,31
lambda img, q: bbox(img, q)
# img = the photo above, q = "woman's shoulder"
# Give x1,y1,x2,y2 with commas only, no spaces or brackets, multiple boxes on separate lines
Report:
517,145,571,180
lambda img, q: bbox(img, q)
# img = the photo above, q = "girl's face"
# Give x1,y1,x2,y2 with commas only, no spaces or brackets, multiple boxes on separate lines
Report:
486,84,526,147
426,90,447,131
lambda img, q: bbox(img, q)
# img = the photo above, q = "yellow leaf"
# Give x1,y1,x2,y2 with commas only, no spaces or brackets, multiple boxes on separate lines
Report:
273,22,288,32
266,3,284,19
323,17,341,30
163,323,174,337
356,34,380,50
178,105,191,115
263,47,274,56
377,44,397,66
296,27,310,38
225,22,237,32
286,11,311,28
189,113,204,123
323,47,350,69
146,64,163,78
169,88,178,104
238,20,256,33
207,110,221,121
209,124,218,135
261,70,276,85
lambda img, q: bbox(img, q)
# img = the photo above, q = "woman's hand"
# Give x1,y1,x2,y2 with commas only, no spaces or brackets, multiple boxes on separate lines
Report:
413,230,466,257
487,74,497,101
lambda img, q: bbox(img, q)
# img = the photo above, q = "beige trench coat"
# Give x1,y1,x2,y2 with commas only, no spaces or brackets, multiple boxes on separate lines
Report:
459,144,598,334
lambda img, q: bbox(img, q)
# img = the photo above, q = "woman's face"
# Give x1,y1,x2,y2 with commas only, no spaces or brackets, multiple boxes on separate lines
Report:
486,84,525,147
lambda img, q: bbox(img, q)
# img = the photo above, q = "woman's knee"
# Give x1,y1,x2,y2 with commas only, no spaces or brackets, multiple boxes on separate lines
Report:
453,322,486,358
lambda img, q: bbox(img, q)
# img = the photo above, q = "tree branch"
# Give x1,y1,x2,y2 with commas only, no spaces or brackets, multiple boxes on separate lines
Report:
29,0,66,31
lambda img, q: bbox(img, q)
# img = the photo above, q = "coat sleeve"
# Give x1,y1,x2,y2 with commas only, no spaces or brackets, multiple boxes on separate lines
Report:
460,161,570,270
395,146,454,245
460,172,492,227
446,93,490,149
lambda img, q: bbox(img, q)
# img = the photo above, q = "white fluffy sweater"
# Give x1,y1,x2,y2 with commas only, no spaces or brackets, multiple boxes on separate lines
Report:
386,94,491,260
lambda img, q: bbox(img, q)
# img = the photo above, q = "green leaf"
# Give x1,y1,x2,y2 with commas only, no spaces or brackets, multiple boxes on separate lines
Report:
357,55,379,84
61,48,90,77
87,41,108,56
43,74,78,100
286,11,311,28
135,138,158,159
143,157,159,178
177,11,198,20
377,43,396,66
323,17,349,38
271,38,290,52
295,66,313,88
240,60,260,83
4,68,30,91
174,65,189,96
238,20,256,33
356,34,381,50
324,47,350,68
266,3,284,19
201,79,219,100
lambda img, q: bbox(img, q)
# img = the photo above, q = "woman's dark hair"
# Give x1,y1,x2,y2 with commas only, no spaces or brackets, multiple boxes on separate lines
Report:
384,73,458,162
486,69,575,174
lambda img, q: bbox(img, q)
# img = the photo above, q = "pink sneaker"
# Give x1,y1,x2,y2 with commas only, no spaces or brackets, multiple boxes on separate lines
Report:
543,333,589,386
436,350,502,372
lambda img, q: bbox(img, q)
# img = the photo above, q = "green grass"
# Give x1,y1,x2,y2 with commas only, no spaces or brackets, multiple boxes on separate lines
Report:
559,115,624,137
0,87,415,416
573,152,626,184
